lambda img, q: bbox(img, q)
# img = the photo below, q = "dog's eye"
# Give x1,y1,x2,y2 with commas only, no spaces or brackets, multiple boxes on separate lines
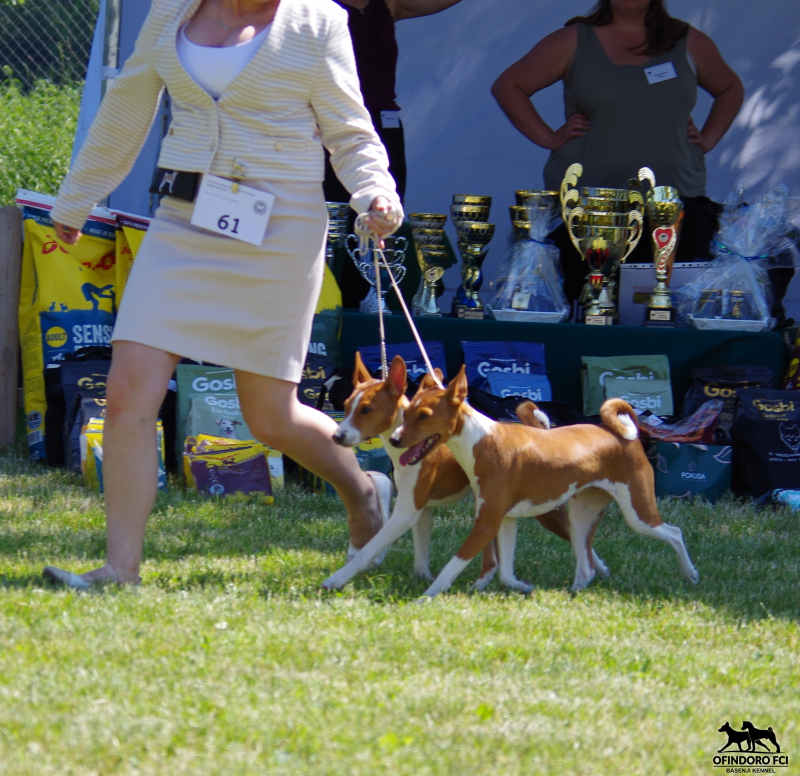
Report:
360,406,372,415
417,412,428,421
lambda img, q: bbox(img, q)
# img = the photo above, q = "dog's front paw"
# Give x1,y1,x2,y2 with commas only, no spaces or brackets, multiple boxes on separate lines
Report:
414,566,434,582
501,577,535,594
684,565,700,585
321,570,348,590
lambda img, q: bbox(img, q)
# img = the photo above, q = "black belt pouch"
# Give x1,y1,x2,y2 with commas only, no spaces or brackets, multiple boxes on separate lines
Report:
149,168,200,203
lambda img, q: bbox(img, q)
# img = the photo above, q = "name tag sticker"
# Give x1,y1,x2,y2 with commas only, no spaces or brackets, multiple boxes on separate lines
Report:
380,110,401,129
644,62,677,84
190,174,275,246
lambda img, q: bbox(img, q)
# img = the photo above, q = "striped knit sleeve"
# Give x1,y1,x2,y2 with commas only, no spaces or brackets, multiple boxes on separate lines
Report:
52,6,166,228
310,9,400,215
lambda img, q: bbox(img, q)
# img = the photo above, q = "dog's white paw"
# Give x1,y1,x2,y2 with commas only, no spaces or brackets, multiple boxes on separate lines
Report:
501,577,535,594
414,566,434,582
594,556,611,578
321,570,347,590
684,565,700,585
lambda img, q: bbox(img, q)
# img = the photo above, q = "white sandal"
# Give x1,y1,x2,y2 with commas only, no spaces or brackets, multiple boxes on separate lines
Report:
42,566,91,590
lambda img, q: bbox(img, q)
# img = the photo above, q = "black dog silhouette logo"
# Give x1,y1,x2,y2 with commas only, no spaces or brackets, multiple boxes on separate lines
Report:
718,721,781,753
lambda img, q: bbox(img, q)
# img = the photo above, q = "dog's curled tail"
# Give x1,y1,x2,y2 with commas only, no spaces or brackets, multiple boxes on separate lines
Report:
516,400,551,430
600,398,639,441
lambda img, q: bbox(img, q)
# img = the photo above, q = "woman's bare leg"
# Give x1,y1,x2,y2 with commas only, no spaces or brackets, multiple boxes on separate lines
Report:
235,370,382,549
81,341,179,584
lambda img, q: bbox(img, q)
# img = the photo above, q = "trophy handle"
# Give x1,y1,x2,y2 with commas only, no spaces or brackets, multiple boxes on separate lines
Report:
560,163,583,223
566,205,586,256
345,233,361,262
392,236,409,253
628,189,644,208
637,167,656,190
621,209,644,263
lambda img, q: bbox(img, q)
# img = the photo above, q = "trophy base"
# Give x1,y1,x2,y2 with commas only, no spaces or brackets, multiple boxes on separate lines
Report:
452,300,485,320
645,306,677,327
359,300,391,315
584,313,616,326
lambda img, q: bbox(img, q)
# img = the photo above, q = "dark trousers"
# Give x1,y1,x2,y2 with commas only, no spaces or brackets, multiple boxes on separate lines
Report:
323,109,406,309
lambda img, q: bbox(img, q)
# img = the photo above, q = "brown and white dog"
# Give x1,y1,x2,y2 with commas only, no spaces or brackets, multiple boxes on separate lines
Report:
389,365,699,596
323,354,608,591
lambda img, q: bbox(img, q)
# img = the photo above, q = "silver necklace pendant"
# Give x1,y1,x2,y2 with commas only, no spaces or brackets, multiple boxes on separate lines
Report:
215,18,229,30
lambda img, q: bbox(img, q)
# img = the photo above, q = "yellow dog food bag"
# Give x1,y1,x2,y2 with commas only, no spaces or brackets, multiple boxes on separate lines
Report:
111,210,150,302
17,190,118,460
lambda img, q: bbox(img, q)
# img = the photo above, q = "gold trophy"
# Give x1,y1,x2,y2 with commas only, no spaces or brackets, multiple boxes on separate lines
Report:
325,202,351,267
409,213,449,316
561,164,645,324
644,184,683,325
450,196,494,319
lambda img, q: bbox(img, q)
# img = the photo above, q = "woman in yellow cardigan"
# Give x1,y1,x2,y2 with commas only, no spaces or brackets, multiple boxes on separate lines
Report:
45,0,402,588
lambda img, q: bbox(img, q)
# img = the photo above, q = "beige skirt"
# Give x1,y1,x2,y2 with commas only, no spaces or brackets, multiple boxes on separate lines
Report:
112,179,328,383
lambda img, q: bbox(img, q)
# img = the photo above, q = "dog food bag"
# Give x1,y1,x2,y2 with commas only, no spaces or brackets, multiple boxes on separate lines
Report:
309,263,343,366
646,442,732,503
17,190,118,460
639,399,723,445
111,210,150,303
185,394,255,442
183,436,274,503
462,341,547,392
581,355,671,417
681,365,775,439
184,435,283,493
358,341,448,383
604,377,674,416
784,329,800,390
730,388,800,497
299,353,336,411
486,373,553,403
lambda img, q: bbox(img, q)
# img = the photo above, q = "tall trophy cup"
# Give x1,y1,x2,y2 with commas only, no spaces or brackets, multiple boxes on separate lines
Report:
409,213,449,316
644,185,683,325
325,202,351,267
346,234,408,315
450,196,494,319
561,164,644,325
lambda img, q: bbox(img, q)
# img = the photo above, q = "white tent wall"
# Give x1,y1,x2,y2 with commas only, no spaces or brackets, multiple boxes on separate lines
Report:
84,0,799,305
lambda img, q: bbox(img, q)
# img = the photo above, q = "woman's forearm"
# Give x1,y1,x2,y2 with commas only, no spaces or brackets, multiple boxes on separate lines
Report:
491,80,557,150
700,79,745,152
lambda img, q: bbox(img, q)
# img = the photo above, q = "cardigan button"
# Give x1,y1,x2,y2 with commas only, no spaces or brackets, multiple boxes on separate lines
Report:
274,142,284,151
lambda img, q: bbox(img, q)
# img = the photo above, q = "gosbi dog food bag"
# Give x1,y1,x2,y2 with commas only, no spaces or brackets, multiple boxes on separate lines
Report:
358,341,448,383
731,388,800,497
461,341,547,393
485,372,553,403
604,377,674,416
111,210,150,303
581,355,671,417
17,189,118,460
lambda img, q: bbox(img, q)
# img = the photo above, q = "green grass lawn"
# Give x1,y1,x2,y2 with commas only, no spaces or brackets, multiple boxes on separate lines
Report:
1,427,798,775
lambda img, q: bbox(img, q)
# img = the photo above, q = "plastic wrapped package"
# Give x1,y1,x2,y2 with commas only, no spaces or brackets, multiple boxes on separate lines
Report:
674,186,799,331
488,198,569,322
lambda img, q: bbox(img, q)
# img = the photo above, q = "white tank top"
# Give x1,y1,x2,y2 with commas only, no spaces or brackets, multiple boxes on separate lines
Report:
177,22,272,99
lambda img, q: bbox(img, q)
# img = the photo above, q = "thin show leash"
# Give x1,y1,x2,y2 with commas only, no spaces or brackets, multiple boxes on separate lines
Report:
354,210,444,389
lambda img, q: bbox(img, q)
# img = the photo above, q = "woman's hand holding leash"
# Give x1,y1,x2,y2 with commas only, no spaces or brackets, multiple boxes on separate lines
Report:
361,195,404,247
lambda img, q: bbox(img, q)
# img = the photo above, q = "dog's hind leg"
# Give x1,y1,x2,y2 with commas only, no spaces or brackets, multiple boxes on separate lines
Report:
322,490,422,590
494,517,534,593
613,476,699,584
567,489,613,591
411,507,434,580
537,507,610,578
473,539,498,591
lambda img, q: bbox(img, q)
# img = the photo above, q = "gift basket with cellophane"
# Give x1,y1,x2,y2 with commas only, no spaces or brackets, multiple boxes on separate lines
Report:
674,185,800,332
487,195,569,323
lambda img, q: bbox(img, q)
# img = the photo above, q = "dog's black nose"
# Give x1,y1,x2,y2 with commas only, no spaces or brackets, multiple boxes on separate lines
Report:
332,432,345,446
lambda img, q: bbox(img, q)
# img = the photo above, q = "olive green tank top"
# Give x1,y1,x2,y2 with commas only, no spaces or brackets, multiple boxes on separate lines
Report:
543,23,706,198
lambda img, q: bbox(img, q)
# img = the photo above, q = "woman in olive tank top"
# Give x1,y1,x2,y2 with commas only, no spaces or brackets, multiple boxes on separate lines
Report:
492,0,743,304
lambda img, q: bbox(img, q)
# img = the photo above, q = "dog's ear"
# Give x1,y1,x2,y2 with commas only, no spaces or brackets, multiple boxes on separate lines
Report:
386,355,407,397
234,420,242,426
418,367,443,390
353,351,372,385
447,365,468,405
215,419,221,426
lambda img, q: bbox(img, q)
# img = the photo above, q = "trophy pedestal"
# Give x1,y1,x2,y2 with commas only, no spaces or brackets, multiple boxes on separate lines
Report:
584,313,616,326
359,288,391,315
645,306,677,326
452,299,485,320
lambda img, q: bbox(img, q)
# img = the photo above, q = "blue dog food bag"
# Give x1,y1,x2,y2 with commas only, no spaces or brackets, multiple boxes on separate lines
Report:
461,341,547,392
486,373,552,403
358,341,447,382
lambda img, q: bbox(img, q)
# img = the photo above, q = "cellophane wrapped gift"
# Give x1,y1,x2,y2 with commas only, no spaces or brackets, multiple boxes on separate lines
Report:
674,185,799,330
488,201,569,321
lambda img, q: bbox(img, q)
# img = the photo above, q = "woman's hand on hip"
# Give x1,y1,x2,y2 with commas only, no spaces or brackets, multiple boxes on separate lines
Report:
548,113,590,151
687,117,713,153
53,220,83,246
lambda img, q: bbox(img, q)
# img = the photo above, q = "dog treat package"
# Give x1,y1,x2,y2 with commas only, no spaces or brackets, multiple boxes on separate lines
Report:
680,365,775,441
604,377,674,416
309,264,343,367
298,353,336,412
184,434,283,493
581,355,671,417
646,441,732,503
357,341,447,383
461,341,547,393
111,210,150,303
82,419,166,493
17,190,118,461
486,373,553,403
66,395,107,475
43,348,111,467
782,329,800,390
185,394,255,443
183,435,276,502
639,399,723,445
730,388,800,497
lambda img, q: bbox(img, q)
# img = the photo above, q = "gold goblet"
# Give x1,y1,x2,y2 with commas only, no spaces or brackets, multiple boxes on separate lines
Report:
408,213,449,317
452,220,495,318
325,202,351,267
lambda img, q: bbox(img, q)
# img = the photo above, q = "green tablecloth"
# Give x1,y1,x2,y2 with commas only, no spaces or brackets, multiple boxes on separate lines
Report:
340,312,789,412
